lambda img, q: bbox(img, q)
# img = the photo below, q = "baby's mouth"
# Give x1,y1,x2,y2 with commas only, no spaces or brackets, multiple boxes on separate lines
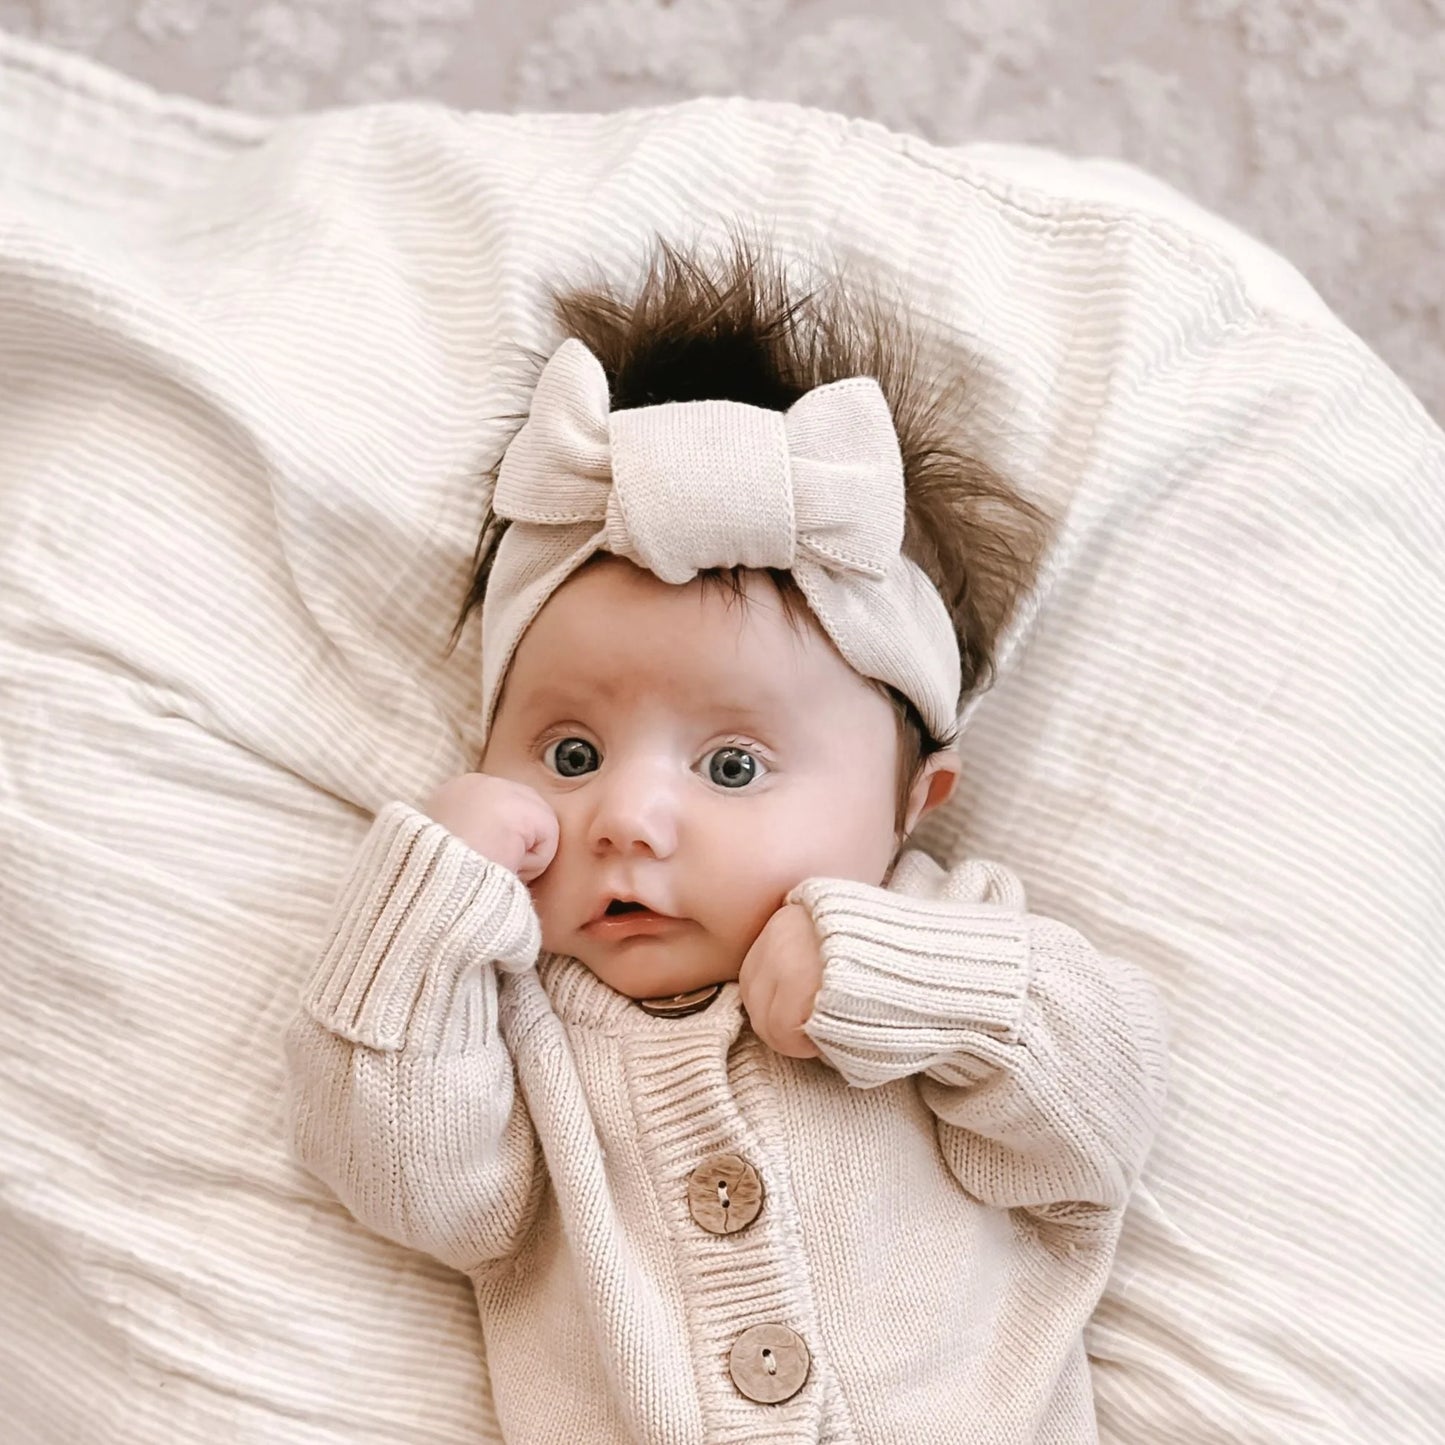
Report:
583,897,688,935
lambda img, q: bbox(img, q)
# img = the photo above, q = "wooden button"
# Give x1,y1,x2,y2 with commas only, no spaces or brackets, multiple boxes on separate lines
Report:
728,1323,810,1403
686,1153,763,1234
635,984,722,1018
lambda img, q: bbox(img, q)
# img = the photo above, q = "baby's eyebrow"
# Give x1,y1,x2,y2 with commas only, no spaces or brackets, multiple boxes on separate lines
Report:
706,699,786,725
522,684,581,709
523,683,786,723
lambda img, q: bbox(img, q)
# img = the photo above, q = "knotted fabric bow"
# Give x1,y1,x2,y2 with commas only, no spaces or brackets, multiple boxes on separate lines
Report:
478,338,960,742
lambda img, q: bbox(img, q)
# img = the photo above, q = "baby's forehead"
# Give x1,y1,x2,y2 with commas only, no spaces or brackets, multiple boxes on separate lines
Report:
509,555,865,720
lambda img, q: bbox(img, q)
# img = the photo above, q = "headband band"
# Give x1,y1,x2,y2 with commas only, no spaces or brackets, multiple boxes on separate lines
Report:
478,338,961,743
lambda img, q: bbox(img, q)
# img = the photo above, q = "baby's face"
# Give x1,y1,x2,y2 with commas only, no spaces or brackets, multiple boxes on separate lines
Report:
480,554,921,999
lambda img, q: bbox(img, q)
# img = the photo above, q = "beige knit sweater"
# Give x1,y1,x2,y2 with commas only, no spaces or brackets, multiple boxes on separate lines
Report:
285,801,1168,1444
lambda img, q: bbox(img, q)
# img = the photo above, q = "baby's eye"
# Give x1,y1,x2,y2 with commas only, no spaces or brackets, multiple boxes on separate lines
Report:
704,745,764,790
545,737,599,778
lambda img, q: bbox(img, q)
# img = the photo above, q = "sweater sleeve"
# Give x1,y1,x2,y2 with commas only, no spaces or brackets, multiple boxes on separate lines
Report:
786,859,1168,1224
283,800,544,1273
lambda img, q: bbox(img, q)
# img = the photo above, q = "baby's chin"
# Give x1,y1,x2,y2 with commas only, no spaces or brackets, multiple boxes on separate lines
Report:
564,934,743,1001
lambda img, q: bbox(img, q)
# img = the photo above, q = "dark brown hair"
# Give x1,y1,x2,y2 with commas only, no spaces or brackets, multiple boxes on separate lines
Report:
449,230,1052,834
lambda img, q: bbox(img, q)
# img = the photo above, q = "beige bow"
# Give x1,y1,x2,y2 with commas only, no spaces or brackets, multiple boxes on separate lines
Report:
492,338,905,586
479,338,961,743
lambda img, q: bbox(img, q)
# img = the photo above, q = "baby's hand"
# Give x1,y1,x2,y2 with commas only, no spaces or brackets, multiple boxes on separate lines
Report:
419,773,559,884
737,904,824,1060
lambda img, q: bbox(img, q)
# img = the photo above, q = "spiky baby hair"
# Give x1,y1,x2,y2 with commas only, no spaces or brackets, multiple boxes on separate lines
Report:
451,230,1053,830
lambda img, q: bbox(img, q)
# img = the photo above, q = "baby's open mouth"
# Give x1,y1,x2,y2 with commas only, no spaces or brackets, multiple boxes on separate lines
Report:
580,895,682,942
584,899,685,934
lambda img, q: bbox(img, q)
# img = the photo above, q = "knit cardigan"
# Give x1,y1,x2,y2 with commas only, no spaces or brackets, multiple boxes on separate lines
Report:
285,801,1168,1444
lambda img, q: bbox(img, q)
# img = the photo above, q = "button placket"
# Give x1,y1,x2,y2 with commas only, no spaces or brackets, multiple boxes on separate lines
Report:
622,1011,829,1425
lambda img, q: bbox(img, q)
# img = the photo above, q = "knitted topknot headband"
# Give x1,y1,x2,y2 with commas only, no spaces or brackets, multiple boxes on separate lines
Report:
478,337,961,744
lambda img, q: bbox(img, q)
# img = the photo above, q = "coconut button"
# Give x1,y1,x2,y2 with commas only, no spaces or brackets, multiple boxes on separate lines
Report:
686,1152,764,1235
728,1323,810,1403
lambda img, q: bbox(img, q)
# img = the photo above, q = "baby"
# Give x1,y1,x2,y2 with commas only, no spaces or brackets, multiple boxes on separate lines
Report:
284,237,1169,1443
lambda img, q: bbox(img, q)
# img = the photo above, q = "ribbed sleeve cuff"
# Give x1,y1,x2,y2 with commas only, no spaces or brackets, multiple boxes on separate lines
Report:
785,876,1033,1090
302,800,541,1052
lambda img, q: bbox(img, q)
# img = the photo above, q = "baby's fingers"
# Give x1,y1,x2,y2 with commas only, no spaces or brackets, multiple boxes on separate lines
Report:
515,801,560,884
740,965,778,1046
768,971,822,1059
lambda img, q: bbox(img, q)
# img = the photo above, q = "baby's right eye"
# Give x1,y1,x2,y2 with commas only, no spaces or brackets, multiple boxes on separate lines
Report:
545,737,599,778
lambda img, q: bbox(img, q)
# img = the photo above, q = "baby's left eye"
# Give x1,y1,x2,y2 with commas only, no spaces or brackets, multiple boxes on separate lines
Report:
703,746,764,790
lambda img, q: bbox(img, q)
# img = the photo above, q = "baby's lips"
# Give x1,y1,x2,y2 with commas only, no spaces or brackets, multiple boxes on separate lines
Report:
585,891,679,924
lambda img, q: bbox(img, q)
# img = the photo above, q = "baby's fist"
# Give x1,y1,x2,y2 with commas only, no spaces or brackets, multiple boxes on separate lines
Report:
737,903,824,1059
420,773,558,884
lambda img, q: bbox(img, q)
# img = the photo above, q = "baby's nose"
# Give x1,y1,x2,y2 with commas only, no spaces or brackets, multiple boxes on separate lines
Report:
585,774,680,858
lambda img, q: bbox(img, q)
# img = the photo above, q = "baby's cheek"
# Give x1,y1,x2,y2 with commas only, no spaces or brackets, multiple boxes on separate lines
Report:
525,880,565,954
716,872,797,965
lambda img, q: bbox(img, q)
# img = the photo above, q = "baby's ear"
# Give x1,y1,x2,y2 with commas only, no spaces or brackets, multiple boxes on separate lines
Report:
903,750,961,835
